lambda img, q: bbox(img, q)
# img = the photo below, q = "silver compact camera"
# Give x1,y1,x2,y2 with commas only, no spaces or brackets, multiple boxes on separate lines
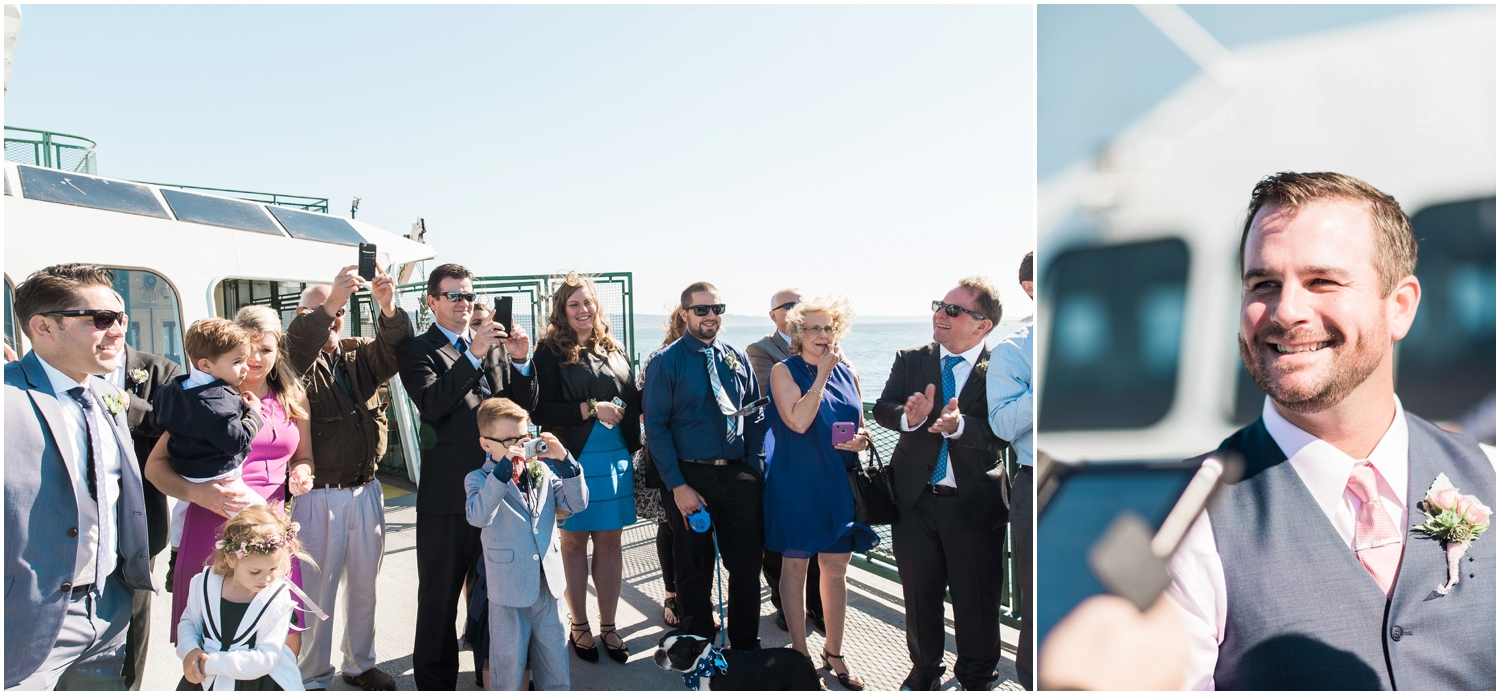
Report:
522,438,549,460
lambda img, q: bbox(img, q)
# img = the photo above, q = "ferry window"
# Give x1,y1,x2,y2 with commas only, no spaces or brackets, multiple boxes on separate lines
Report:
160,189,286,236
265,206,365,246
4,275,17,355
17,165,169,219
111,268,186,369
1041,238,1189,431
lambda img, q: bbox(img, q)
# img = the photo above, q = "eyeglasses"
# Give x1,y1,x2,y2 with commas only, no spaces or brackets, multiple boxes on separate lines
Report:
686,304,727,317
802,325,836,335
41,309,128,330
434,291,477,303
932,300,987,322
774,301,798,312
483,434,529,448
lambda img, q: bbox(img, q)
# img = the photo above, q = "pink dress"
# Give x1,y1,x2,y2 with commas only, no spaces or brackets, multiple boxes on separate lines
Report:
170,391,304,643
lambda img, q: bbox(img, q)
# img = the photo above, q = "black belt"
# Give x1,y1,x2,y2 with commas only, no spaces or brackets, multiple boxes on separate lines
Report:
69,582,95,595
318,478,375,491
924,484,959,497
683,458,740,467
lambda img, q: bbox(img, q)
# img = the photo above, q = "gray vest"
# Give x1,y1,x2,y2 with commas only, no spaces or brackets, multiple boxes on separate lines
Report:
1207,414,1495,690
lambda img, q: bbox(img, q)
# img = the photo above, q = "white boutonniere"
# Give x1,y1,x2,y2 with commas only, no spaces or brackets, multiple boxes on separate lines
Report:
975,360,989,377
1412,473,1492,595
128,367,149,385
723,352,740,372
100,392,127,416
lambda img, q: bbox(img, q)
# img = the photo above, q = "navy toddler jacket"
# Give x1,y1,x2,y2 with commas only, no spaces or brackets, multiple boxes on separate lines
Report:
152,374,264,480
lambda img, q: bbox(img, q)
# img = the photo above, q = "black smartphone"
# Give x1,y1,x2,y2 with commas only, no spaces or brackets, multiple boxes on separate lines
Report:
494,295,514,332
358,243,377,281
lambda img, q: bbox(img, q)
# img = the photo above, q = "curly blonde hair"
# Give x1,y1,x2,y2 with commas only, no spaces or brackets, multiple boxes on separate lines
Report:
539,272,621,366
209,506,309,577
786,296,855,355
234,305,309,420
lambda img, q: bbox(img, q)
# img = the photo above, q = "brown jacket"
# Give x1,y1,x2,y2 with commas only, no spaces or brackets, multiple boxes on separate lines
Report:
285,304,414,486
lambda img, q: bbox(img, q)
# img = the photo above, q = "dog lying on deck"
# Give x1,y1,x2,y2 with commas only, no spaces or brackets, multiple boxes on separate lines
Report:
653,628,822,691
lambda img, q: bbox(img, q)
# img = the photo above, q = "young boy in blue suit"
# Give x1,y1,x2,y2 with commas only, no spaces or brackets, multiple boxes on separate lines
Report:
464,397,588,691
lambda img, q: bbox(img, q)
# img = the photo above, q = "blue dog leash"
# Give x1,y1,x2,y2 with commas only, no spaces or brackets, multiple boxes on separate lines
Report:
681,509,731,689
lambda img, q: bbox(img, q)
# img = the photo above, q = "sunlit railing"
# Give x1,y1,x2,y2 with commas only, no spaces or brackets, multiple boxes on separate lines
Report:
4,126,97,173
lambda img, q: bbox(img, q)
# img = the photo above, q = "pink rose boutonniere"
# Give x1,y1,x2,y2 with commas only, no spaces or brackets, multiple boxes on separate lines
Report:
1412,473,1491,595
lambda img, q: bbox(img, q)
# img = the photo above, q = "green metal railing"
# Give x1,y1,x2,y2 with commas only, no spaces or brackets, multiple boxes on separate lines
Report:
4,126,97,173
137,182,330,213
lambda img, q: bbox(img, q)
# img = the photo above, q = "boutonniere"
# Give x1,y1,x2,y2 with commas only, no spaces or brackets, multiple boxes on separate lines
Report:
128,367,149,385
526,458,547,488
975,360,989,376
100,392,127,416
1412,473,1492,595
723,352,740,372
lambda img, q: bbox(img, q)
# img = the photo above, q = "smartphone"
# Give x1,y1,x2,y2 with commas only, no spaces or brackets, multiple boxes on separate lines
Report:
357,243,377,281
494,295,514,332
831,422,857,446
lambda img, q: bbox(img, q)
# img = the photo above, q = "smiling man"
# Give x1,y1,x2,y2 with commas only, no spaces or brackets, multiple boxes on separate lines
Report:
1167,172,1495,690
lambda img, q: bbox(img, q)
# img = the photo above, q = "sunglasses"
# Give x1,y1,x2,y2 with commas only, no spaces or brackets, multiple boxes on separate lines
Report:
42,309,128,330
687,304,727,317
434,291,478,303
932,300,987,322
483,434,529,448
774,301,798,312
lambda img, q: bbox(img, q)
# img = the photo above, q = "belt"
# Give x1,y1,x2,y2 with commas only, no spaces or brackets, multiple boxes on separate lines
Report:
924,484,959,497
318,477,375,491
69,582,95,595
683,458,740,467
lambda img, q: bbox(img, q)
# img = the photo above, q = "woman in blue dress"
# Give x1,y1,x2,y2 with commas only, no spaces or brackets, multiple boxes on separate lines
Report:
531,272,640,664
764,296,878,691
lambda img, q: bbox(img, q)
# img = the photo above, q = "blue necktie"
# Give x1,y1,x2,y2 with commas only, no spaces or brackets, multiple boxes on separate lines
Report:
66,386,111,585
703,347,737,441
457,337,492,396
930,355,965,486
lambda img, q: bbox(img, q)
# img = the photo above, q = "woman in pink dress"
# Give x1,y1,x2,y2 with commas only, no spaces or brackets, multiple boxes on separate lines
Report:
145,306,315,646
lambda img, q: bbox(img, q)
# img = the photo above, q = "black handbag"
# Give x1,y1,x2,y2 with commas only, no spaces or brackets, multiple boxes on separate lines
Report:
849,441,900,526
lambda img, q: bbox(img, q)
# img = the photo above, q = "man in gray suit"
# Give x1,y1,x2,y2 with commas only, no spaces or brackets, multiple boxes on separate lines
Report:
5,265,156,689
745,288,825,634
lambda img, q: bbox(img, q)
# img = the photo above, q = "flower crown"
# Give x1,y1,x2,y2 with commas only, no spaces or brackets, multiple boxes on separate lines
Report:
216,521,300,559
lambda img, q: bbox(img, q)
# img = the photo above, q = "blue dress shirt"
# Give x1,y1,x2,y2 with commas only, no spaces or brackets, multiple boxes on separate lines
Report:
642,333,767,490
434,322,531,376
986,324,1033,467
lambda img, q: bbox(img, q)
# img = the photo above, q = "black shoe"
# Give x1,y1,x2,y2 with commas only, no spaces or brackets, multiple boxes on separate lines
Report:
165,549,178,593
901,670,942,691
598,624,630,664
822,651,865,691
568,618,600,663
663,596,681,628
809,611,826,635
774,609,788,632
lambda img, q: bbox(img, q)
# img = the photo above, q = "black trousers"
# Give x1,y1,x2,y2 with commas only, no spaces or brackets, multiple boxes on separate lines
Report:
668,460,764,650
893,490,1005,690
121,555,155,691
762,549,824,619
1012,466,1033,690
414,512,483,691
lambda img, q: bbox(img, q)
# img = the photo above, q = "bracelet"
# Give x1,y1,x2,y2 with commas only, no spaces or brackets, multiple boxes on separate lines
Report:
588,399,599,418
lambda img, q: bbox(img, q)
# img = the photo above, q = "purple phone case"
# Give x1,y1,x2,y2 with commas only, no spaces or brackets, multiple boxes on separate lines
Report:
832,422,857,446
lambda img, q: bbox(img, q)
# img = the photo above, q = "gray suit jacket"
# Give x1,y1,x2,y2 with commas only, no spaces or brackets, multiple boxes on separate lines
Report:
4,352,155,687
463,455,588,608
746,331,792,395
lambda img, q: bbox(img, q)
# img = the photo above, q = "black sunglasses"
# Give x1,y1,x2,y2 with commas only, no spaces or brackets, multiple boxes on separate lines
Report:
433,291,477,303
42,309,128,330
932,300,987,322
687,304,727,317
774,301,798,312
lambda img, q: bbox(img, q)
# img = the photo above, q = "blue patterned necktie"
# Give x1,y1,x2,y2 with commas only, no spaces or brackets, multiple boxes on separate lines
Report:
457,337,492,396
929,355,965,486
702,347,737,441
66,386,110,585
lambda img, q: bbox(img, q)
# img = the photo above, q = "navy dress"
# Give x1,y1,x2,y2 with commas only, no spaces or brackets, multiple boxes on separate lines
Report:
763,356,878,558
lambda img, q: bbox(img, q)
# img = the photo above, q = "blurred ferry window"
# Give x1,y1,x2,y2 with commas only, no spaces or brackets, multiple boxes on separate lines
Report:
110,268,185,369
1042,238,1189,430
4,275,17,354
265,206,365,246
17,165,169,219
161,189,286,237
1234,197,1496,425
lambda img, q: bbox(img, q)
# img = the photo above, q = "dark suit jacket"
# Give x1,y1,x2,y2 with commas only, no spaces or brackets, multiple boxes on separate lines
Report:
121,346,181,557
395,325,537,515
530,341,642,459
873,342,1010,530
745,332,792,395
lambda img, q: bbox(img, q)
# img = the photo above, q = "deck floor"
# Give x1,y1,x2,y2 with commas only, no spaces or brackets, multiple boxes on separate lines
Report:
143,476,1021,690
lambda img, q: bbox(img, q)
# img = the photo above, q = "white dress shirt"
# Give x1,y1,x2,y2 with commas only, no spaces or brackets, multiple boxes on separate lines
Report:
37,354,123,586
435,323,530,375
899,341,985,488
1165,395,1498,690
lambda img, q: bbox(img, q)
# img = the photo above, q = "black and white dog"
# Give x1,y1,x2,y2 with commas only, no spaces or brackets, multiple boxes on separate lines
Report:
653,628,822,690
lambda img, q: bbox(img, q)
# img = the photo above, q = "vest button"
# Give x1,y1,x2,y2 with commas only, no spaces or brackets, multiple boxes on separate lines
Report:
60,583,72,593
66,528,78,537
1390,626,1403,641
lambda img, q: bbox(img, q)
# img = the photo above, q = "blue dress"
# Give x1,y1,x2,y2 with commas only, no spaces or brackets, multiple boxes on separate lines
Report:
763,356,878,558
560,420,636,532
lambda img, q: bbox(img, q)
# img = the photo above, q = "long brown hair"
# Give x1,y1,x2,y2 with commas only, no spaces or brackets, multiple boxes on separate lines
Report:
233,305,309,420
661,310,686,348
539,272,621,366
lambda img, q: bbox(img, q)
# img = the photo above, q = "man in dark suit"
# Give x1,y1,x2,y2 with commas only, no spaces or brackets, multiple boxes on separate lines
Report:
744,287,825,634
396,263,536,690
874,277,1010,691
4,264,156,689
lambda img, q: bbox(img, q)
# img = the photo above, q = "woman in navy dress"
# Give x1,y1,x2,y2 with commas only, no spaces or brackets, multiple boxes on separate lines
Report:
764,297,877,690
531,272,640,664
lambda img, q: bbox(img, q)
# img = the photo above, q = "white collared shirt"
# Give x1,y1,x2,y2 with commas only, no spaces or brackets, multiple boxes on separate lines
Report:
36,354,122,586
899,341,985,488
777,331,791,346
183,367,217,389
435,322,531,375
1165,395,1496,690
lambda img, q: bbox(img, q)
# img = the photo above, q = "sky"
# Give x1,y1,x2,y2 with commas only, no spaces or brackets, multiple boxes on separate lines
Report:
1039,3,1459,180
5,4,1035,319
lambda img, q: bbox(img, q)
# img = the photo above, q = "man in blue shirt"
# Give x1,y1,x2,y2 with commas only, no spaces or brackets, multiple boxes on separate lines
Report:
643,281,768,649
988,251,1034,690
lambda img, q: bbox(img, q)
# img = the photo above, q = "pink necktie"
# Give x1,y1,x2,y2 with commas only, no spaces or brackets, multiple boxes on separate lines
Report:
1346,461,1403,596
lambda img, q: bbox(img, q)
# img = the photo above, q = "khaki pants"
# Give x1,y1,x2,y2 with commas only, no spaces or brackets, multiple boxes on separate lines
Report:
293,480,386,689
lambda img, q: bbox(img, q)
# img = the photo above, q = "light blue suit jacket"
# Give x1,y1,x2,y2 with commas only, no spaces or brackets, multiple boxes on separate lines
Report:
464,454,588,608
5,351,156,687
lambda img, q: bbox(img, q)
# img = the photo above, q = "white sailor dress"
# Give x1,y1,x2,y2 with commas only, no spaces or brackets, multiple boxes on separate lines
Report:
175,569,304,691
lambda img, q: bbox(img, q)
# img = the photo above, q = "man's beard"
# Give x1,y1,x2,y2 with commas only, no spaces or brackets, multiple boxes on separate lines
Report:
688,321,719,342
1238,324,1386,414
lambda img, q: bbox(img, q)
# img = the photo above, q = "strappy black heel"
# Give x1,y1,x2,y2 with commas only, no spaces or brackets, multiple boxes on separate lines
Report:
569,618,599,663
598,623,630,663
823,651,865,691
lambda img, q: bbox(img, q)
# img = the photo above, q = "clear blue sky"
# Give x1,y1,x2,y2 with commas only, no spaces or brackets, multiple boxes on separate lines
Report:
6,4,1035,319
1039,4,1459,180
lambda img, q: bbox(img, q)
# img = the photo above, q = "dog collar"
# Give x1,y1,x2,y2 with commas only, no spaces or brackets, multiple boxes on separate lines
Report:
682,645,728,690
